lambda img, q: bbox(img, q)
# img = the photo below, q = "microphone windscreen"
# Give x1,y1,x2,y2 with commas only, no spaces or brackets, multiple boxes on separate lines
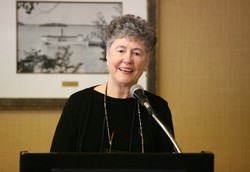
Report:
130,84,144,98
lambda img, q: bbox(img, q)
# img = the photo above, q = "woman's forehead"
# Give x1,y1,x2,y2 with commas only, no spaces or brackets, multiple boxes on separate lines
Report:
111,37,145,48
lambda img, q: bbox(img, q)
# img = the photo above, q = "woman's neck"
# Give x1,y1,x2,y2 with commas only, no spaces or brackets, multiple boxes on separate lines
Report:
95,77,138,99
106,81,132,98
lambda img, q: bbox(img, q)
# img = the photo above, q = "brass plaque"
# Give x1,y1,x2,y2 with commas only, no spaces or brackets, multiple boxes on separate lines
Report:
62,81,78,87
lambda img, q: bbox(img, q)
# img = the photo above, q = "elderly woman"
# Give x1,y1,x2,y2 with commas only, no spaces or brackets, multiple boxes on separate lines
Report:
50,14,175,153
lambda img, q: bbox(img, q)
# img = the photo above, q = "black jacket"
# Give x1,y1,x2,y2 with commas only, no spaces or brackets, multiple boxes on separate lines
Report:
50,86,175,153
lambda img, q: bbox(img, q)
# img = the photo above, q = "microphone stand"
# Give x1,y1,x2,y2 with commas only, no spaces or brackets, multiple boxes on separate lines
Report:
148,108,182,153
130,85,182,153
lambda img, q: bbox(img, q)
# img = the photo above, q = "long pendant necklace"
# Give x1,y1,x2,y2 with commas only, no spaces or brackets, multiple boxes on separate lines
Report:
104,82,144,153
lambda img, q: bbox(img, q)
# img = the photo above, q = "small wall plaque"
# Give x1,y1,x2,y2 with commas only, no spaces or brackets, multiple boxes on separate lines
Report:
62,81,78,87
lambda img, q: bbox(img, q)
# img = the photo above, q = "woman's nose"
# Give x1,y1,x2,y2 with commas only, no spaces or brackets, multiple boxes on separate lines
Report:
122,52,132,64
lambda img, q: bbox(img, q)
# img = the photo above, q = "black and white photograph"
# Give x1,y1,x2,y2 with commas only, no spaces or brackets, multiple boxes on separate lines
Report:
0,0,148,101
17,1,122,74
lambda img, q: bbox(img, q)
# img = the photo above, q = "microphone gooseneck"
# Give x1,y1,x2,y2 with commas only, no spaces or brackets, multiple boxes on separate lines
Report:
130,84,182,153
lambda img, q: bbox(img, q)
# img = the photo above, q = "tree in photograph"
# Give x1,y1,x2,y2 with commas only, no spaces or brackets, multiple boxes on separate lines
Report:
17,46,83,73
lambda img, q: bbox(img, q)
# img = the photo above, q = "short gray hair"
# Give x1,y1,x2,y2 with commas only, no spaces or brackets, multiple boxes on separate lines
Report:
105,14,157,57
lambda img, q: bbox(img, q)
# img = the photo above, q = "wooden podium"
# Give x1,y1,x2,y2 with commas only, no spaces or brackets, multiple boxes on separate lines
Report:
20,151,214,172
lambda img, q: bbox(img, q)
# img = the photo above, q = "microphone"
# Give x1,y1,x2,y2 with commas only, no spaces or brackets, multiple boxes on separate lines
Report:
130,84,182,153
130,84,154,114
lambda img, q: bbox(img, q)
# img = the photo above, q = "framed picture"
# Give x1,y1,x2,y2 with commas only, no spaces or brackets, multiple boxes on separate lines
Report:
0,0,156,110
17,1,121,74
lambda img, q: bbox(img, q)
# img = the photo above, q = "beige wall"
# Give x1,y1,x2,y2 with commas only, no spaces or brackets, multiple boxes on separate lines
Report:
157,0,250,171
0,0,250,171
0,110,60,172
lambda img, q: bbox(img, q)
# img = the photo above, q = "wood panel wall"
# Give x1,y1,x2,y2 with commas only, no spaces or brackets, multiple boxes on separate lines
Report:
0,110,60,172
157,0,250,171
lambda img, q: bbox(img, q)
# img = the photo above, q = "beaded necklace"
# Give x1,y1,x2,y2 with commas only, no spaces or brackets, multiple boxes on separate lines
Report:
104,82,144,153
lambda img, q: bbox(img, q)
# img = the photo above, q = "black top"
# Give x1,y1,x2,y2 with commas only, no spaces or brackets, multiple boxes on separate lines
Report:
50,86,175,153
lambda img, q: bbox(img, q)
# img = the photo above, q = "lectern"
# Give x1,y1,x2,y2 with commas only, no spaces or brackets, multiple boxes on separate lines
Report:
20,152,214,172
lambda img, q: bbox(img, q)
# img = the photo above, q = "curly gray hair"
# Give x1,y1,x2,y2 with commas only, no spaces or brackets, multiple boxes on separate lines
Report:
105,14,157,57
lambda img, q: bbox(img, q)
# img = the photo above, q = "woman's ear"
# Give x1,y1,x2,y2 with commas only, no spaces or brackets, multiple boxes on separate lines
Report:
145,56,151,70
106,48,109,61
105,49,109,70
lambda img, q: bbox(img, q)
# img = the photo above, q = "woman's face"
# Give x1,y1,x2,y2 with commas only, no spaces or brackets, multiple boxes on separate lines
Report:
106,37,150,87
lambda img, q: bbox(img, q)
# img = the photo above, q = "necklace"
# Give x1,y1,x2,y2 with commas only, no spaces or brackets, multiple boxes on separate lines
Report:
104,82,144,153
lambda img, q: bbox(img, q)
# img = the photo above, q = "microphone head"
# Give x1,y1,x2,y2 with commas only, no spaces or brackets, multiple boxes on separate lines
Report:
130,84,143,99
130,84,154,115
130,84,144,99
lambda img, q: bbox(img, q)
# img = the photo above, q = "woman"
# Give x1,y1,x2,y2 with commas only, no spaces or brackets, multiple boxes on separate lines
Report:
50,14,175,153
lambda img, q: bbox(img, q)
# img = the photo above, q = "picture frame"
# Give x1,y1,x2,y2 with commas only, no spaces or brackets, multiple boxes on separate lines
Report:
0,0,156,110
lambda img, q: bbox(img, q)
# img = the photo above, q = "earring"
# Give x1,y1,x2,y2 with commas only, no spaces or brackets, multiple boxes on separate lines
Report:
105,66,109,73
144,70,148,77
105,63,109,73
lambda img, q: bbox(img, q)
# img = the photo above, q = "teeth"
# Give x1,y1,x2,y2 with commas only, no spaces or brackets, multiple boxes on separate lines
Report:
119,67,133,72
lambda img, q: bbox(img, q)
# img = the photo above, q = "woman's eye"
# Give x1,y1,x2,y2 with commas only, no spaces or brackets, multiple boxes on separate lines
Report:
133,51,142,57
117,49,125,53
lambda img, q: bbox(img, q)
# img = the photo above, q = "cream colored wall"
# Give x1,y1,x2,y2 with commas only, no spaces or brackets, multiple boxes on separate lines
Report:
0,0,250,172
157,0,250,171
